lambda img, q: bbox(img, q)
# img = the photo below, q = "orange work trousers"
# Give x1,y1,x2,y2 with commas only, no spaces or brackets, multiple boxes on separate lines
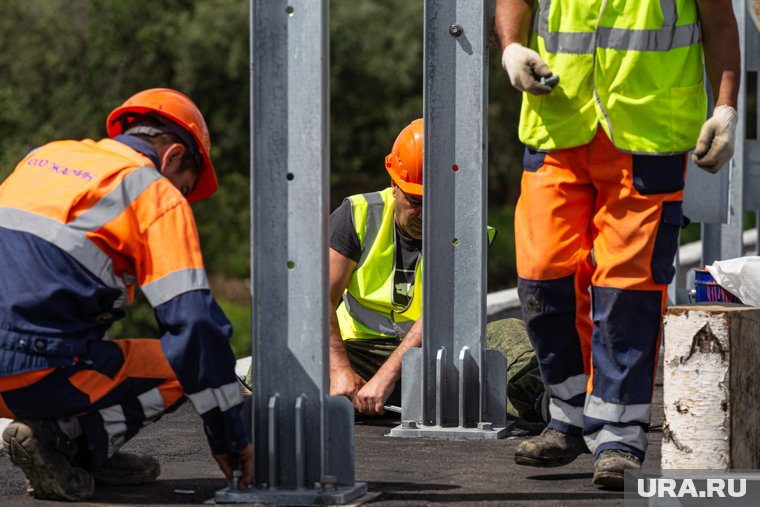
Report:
0,339,184,466
515,129,687,461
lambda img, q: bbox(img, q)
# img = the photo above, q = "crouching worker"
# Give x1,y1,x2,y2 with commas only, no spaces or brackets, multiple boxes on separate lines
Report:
0,88,251,501
328,119,546,421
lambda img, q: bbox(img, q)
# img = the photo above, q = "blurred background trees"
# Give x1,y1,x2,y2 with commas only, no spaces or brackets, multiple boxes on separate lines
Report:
0,0,525,356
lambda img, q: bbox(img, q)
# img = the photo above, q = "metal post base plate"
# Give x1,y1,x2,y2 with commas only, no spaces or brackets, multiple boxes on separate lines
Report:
388,421,513,440
214,482,368,505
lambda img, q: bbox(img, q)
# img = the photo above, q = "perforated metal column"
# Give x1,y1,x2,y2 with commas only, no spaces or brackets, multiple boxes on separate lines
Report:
741,1,760,256
673,1,754,300
390,0,509,440
697,0,750,265
216,1,366,503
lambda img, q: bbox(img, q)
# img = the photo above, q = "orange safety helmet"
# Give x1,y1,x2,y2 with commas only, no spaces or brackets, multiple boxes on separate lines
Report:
385,118,423,196
106,88,218,203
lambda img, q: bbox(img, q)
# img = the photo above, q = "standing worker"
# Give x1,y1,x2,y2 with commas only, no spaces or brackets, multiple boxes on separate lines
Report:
0,88,251,501
327,119,546,422
495,0,739,489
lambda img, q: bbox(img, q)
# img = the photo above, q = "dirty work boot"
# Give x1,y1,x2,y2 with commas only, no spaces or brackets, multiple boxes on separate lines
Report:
93,451,161,485
2,419,95,501
514,427,589,467
592,449,642,489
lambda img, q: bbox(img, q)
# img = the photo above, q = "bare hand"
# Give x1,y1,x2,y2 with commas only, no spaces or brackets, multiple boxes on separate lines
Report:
354,374,396,415
329,367,365,401
213,443,253,490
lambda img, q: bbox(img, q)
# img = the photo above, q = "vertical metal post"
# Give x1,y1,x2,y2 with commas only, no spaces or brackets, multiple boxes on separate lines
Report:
390,0,509,440
216,1,366,503
742,1,760,256
701,0,748,264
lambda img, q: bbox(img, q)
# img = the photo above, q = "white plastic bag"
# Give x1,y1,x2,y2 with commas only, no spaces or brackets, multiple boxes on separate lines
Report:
706,256,760,306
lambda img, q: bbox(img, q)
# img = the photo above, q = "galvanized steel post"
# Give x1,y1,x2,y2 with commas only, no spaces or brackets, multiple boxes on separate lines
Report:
390,0,510,439
675,0,754,300
216,1,366,503
740,0,760,256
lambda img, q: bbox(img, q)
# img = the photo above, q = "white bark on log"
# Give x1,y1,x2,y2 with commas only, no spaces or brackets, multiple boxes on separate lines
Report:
662,305,760,469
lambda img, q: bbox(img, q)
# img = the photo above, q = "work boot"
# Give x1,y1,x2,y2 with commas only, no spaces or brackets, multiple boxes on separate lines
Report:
514,427,589,467
592,449,642,490
93,451,161,485
2,419,95,501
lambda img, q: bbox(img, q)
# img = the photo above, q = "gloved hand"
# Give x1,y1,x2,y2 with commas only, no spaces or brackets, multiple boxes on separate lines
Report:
692,105,738,174
501,43,555,95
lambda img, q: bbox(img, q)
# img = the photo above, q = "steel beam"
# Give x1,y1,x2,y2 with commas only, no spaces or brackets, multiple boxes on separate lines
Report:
216,1,365,503
390,0,509,440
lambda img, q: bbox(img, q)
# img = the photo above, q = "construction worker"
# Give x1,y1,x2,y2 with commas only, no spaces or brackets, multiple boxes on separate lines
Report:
328,118,546,422
495,0,739,489
0,88,251,500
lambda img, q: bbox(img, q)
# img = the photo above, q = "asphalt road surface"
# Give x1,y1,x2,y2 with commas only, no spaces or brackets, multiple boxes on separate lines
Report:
0,370,663,506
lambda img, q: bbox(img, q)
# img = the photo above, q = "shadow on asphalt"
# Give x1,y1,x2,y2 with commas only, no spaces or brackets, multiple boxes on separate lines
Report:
88,478,223,505
375,491,624,502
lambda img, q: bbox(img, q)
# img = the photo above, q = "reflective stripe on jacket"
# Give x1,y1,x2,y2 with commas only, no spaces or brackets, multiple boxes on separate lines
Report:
520,0,706,154
336,188,423,340
0,136,244,452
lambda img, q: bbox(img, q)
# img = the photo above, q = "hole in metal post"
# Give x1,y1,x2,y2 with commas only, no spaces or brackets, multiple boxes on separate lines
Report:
287,261,295,270
286,173,294,181
285,6,295,16
452,164,459,172
747,71,757,140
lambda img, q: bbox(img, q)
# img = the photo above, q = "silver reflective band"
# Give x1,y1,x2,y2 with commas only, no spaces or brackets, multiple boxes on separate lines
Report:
99,404,128,457
546,373,588,400
138,387,167,421
67,167,162,232
343,291,413,338
585,394,651,424
549,397,584,427
141,268,210,307
537,0,701,54
0,207,128,300
585,423,648,453
354,191,384,270
186,381,243,415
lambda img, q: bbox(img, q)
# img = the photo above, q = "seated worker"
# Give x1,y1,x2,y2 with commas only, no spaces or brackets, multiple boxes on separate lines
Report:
328,118,546,421
0,89,251,501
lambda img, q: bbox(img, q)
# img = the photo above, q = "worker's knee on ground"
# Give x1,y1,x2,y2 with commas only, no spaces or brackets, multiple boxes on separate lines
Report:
487,318,532,358
487,318,544,422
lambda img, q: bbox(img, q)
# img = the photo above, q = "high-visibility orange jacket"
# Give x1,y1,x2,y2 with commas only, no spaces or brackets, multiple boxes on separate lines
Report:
0,135,245,454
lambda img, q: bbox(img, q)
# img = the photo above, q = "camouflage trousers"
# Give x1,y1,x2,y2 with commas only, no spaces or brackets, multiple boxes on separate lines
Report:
344,318,545,422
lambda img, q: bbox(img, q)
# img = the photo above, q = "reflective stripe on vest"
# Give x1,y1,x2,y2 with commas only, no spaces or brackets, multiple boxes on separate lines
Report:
342,291,415,338
337,188,422,339
520,0,706,154
356,191,385,270
535,0,701,54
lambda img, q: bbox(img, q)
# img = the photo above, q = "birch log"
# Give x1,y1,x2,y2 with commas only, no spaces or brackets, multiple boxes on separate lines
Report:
662,305,760,469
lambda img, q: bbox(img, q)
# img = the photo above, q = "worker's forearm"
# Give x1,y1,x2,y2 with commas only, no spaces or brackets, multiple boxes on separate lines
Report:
698,0,740,108
494,0,535,49
374,321,422,383
329,312,353,371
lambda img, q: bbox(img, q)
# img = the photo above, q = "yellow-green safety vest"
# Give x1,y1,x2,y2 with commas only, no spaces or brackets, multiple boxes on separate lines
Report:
336,188,422,340
520,0,706,154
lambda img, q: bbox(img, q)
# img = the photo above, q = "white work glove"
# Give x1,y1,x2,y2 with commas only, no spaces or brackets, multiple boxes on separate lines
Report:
501,43,556,95
692,105,738,174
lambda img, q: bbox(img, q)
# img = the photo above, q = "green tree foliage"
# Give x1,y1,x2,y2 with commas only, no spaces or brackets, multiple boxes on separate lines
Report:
0,1,527,348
